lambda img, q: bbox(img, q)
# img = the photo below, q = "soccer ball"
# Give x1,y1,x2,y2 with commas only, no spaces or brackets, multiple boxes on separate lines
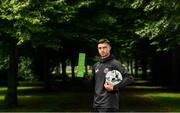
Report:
105,70,123,85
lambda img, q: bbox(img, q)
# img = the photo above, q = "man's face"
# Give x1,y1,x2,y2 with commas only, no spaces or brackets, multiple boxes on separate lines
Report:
98,43,111,59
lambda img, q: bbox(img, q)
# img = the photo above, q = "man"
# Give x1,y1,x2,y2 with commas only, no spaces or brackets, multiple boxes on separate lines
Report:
92,38,133,112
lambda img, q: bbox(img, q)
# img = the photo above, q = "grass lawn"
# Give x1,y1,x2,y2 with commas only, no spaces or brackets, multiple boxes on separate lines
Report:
0,87,6,100
0,80,180,112
146,92,180,112
0,85,93,112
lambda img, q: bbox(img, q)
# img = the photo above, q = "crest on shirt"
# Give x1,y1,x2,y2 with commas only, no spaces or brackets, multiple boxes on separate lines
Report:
104,68,109,74
95,69,99,73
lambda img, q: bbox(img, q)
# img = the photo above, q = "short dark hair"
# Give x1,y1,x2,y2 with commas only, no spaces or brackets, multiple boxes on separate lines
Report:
98,38,111,46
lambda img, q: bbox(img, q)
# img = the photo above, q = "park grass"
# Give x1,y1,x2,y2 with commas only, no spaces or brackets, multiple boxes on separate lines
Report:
129,80,180,111
15,92,92,112
0,95,4,100
0,84,93,112
0,87,6,100
0,80,180,112
146,92,180,112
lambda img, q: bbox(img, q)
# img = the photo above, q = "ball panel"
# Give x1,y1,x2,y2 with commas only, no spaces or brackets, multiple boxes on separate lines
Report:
105,70,123,85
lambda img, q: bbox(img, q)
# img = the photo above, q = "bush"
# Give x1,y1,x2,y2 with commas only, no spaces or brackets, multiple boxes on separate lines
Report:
18,57,38,81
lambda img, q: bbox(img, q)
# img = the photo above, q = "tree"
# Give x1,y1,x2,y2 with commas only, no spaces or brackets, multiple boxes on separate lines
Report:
0,0,48,106
131,0,180,86
0,0,95,106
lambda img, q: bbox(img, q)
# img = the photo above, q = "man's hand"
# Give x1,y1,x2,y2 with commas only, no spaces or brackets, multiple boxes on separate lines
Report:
104,81,114,91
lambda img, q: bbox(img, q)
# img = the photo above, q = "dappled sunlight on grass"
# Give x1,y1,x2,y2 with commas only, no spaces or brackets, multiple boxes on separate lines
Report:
128,85,165,90
147,92,180,98
1,81,180,112
146,92,180,111
0,87,6,101
0,95,4,100
0,87,7,91
124,81,180,112
0,85,92,112
18,86,44,90
1,86,44,91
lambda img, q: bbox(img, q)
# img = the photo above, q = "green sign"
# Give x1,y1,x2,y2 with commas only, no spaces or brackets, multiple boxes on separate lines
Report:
77,53,86,77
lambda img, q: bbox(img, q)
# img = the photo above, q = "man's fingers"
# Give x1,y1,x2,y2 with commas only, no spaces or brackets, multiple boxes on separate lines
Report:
104,81,114,91
104,82,107,87
105,81,112,85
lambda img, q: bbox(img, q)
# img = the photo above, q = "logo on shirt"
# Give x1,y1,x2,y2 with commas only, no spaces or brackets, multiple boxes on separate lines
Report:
104,68,109,74
95,69,99,73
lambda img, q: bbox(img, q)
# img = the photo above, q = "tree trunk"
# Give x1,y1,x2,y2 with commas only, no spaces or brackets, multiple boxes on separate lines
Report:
171,50,177,87
130,59,134,76
5,40,19,107
59,63,62,75
42,48,50,90
85,64,88,77
127,60,130,71
171,46,180,89
134,57,138,78
140,57,147,80
71,57,75,80
62,57,67,81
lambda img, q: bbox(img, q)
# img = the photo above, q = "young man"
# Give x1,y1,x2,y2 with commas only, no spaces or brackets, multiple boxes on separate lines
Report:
92,39,133,112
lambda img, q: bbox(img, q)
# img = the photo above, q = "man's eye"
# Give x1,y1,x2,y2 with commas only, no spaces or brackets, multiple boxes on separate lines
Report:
98,47,107,49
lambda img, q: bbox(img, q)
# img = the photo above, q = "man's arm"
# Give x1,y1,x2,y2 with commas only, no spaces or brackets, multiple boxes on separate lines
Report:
104,61,133,91
113,61,134,90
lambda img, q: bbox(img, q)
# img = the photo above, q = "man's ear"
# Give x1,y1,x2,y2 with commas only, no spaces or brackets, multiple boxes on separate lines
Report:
109,46,111,51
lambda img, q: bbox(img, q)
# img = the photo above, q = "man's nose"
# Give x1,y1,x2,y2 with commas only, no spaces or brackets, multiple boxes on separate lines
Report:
101,49,104,51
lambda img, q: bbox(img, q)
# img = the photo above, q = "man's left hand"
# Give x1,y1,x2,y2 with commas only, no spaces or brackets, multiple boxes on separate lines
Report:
104,81,114,91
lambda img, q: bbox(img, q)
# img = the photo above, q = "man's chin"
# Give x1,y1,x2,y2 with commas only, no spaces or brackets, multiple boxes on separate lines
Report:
101,54,109,58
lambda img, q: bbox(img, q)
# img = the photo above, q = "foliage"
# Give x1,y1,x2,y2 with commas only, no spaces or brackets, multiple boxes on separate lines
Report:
0,0,47,44
0,42,9,70
0,0,95,48
18,56,37,81
0,57,8,70
131,0,180,51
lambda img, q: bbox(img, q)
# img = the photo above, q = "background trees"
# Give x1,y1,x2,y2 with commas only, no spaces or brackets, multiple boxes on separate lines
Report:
0,0,179,107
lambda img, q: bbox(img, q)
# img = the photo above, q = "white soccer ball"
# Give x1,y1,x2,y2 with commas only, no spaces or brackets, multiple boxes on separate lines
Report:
105,70,123,85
